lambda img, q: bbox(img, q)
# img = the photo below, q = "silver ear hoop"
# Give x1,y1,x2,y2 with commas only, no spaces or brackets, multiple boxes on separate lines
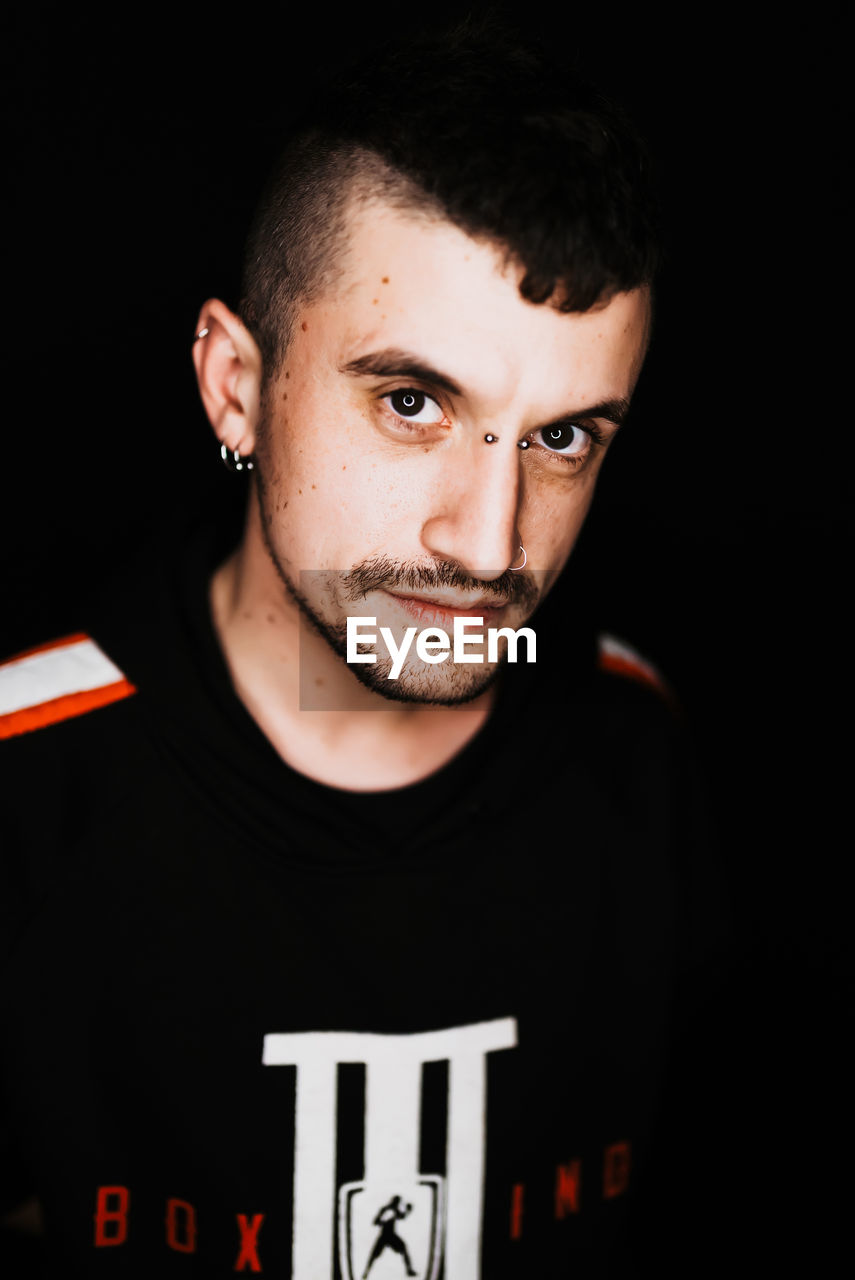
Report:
509,545,527,571
221,443,254,472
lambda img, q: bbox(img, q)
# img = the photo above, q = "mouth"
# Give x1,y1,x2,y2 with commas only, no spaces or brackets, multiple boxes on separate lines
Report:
381,590,507,630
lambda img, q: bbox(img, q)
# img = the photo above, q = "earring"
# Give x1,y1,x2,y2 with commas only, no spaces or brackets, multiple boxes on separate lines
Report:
509,546,527,571
220,443,254,472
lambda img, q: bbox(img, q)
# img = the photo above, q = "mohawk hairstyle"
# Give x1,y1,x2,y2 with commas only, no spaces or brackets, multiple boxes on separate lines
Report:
239,18,660,378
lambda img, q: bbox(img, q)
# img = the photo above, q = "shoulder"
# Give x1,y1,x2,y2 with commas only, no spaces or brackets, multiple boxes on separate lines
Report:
595,632,672,704
1,633,142,935
593,634,675,716
521,625,683,781
0,632,136,742
581,631,689,798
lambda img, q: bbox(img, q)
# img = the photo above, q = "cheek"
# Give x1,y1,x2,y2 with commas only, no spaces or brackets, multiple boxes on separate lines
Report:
521,473,600,563
264,422,430,563
263,392,361,504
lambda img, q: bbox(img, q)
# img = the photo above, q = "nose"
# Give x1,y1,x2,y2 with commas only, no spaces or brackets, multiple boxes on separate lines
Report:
420,441,522,578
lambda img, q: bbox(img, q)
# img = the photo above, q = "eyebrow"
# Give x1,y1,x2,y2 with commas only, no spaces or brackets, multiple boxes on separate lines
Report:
340,348,630,429
340,349,463,397
542,398,631,430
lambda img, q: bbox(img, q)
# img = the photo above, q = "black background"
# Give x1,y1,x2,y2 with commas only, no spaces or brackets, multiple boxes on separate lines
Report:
3,2,850,1272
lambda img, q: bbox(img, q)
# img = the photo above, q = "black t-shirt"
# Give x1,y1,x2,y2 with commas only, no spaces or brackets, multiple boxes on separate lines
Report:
0,521,729,1278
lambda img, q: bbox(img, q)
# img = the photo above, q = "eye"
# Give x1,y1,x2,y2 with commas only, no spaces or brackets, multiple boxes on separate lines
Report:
532,422,590,456
383,388,445,424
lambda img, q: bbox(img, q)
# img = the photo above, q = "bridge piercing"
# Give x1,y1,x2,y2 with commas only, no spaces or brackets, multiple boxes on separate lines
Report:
517,439,530,450
484,434,499,444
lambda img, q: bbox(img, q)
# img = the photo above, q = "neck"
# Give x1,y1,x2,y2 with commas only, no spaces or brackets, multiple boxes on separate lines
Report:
209,492,494,792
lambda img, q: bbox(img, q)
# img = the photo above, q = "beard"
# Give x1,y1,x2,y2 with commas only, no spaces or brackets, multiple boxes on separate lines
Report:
254,470,542,708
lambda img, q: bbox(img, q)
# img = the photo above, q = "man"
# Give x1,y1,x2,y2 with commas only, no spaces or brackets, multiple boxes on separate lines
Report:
0,21,720,1278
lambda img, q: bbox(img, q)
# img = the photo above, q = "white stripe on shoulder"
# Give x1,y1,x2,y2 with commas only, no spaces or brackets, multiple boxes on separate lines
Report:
598,633,663,685
0,638,126,716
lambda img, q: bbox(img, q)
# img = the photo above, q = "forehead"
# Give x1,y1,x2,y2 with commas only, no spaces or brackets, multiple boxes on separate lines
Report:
295,200,650,412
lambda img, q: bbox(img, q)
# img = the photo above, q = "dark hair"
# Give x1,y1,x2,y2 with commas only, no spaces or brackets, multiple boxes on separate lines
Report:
239,18,659,377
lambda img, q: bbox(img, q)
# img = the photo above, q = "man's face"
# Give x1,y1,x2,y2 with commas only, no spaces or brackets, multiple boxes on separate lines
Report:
252,201,650,704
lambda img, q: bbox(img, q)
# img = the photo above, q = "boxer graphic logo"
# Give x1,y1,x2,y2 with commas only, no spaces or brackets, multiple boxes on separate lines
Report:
262,1018,517,1280
339,1180,444,1280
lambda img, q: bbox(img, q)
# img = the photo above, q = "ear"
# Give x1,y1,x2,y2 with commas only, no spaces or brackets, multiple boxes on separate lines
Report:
192,299,263,456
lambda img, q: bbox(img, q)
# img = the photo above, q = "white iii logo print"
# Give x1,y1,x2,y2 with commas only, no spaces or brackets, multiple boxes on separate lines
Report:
262,1018,518,1280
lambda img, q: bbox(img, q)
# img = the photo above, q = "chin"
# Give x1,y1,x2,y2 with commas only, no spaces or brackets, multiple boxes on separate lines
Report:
351,658,502,707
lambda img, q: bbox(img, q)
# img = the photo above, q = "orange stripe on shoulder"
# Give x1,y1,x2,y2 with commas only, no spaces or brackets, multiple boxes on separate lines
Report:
597,633,672,703
0,679,137,740
0,632,136,740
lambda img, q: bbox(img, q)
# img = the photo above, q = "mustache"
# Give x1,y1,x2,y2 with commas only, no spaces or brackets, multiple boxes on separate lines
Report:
339,556,540,610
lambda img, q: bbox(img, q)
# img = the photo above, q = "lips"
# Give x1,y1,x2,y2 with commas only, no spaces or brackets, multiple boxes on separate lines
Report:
382,590,506,629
